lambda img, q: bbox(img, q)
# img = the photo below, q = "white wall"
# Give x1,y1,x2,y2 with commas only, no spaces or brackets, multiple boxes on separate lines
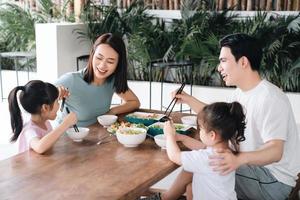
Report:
35,23,91,83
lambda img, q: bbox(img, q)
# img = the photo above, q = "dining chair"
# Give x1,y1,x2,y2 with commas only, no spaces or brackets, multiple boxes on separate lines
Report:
288,172,300,200
76,54,89,71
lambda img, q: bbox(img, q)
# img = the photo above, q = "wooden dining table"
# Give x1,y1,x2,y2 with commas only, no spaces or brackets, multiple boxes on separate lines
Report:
0,110,195,200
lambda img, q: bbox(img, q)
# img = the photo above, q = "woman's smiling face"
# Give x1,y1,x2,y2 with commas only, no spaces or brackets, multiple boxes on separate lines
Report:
92,44,119,83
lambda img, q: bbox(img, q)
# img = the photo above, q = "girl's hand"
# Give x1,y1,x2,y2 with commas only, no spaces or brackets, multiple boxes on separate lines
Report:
57,86,70,100
164,120,176,139
63,112,77,127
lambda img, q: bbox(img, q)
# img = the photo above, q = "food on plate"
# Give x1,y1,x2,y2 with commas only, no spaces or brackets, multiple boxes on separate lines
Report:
108,121,147,133
150,123,185,131
127,112,160,120
118,128,146,135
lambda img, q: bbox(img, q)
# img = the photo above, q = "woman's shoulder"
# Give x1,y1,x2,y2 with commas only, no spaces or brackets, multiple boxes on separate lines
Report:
61,70,83,80
55,70,84,86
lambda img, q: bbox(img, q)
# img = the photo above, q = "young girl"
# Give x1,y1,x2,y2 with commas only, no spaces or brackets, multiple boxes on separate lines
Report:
8,80,77,154
163,102,246,200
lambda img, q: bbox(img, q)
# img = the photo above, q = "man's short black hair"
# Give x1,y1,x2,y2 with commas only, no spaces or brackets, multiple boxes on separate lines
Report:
219,33,262,71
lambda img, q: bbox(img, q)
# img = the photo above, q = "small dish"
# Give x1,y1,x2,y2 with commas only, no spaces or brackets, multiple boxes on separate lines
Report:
181,115,197,126
66,127,89,142
97,115,118,128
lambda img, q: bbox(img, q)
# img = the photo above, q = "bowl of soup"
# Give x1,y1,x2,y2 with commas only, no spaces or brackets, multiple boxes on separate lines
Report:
116,127,146,147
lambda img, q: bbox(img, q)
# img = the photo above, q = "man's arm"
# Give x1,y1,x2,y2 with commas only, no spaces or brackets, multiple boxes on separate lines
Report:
176,134,206,150
209,140,284,175
173,91,207,114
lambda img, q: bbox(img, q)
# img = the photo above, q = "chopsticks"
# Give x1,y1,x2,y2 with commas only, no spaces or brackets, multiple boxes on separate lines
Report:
60,97,65,112
60,88,68,112
65,107,79,132
163,83,186,119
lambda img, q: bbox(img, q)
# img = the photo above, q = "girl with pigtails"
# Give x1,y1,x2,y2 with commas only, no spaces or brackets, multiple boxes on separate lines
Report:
163,102,246,200
8,80,77,154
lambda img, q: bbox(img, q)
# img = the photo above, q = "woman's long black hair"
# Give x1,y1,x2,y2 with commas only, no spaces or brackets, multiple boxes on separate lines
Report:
83,33,129,93
8,80,59,142
198,102,246,153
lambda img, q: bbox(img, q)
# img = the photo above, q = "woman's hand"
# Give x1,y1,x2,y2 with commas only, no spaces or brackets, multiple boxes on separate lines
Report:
57,86,70,100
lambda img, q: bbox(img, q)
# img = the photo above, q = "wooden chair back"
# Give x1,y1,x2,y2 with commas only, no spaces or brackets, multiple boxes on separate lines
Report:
289,173,300,200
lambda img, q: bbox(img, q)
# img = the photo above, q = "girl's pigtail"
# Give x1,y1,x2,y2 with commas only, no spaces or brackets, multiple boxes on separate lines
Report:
229,102,246,153
8,86,25,142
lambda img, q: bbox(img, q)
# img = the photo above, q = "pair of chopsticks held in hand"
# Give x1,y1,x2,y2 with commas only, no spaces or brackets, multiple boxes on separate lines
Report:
163,83,186,121
60,95,79,133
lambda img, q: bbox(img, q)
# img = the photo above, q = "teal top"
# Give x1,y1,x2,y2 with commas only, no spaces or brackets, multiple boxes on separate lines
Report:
55,69,115,127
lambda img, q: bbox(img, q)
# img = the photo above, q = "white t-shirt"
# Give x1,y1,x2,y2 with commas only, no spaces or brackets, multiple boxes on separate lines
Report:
230,79,300,186
181,147,237,200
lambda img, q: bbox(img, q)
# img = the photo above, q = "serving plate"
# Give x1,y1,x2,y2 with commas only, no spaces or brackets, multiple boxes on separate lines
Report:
147,122,192,137
107,121,147,134
125,112,165,126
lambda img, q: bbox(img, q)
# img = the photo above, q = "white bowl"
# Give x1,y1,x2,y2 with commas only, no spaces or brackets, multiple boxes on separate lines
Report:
116,127,146,147
181,115,197,126
97,115,118,127
66,127,89,142
154,134,166,149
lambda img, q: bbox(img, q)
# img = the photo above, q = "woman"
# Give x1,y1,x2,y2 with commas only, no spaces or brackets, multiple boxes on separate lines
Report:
56,33,140,127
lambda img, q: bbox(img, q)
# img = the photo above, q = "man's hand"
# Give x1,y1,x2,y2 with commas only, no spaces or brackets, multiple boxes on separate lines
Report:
171,90,190,105
209,148,242,175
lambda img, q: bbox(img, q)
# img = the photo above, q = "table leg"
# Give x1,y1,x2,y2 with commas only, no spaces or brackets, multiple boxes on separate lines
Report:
14,58,19,86
0,56,3,101
149,63,152,109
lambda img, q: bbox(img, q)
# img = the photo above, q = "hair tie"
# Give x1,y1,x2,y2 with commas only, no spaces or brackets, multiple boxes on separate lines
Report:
17,86,25,91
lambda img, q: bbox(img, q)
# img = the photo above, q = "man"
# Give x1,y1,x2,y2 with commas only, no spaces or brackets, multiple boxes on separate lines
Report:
144,33,300,200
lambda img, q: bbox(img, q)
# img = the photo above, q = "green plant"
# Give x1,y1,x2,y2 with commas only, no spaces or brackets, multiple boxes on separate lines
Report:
0,0,74,52
0,3,45,51
173,8,238,86
0,0,75,71
77,1,300,92
234,12,300,92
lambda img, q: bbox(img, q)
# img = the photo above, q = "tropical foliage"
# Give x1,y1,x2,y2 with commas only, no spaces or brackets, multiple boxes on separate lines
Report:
77,0,299,91
1,0,299,92
0,0,74,52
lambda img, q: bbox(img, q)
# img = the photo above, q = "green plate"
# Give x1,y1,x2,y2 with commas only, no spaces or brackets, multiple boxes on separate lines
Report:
125,112,165,126
147,122,192,137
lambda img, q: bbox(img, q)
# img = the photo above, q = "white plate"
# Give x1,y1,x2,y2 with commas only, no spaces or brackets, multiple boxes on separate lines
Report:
148,122,192,132
126,112,165,120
